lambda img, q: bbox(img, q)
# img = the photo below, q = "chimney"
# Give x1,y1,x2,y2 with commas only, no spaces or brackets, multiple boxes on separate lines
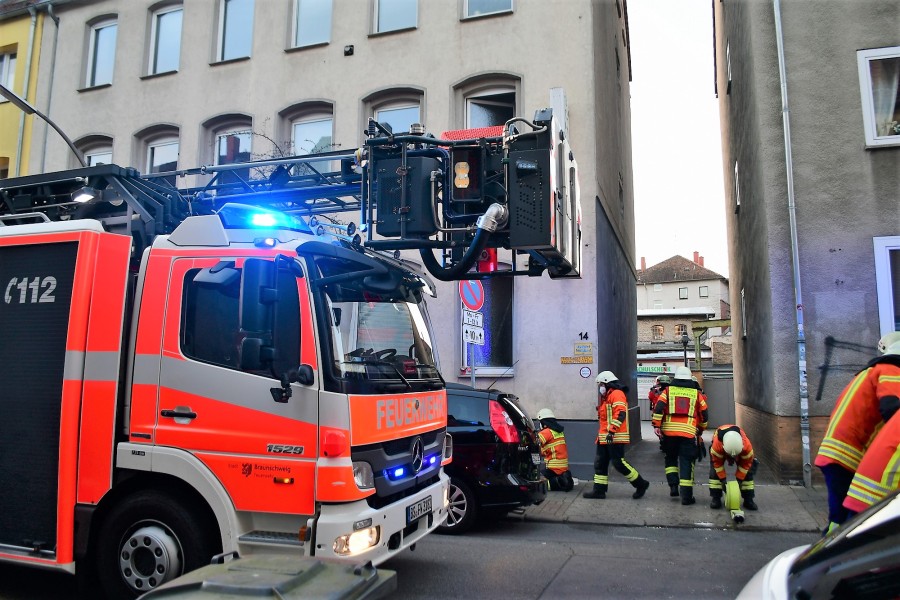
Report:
699,255,705,267
640,256,646,271
693,251,700,264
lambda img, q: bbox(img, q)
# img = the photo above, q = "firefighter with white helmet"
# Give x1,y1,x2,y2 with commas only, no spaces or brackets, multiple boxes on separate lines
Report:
651,366,709,505
583,370,651,499
535,408,574,491
709,425,759,510
815,331,900,532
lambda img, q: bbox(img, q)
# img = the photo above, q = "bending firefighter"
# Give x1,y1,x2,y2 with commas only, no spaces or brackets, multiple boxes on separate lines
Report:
708,425,759,511
583,371,651,499
652,366,709,505
536,408,575,492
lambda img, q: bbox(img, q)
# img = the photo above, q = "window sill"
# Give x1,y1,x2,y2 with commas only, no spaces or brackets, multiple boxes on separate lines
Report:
77,83,112,93
285,41,329,54
140,70,178,81
209,56,251,67
460,9,513,21
368,26,417,39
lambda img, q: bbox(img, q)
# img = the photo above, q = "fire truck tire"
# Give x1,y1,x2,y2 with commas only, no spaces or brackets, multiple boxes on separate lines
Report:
95,490,220,599
438,477,477,534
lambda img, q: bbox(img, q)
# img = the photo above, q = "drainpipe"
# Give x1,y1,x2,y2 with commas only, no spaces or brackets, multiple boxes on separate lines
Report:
13,6,38,176
40,3,61,173
774,0,811,488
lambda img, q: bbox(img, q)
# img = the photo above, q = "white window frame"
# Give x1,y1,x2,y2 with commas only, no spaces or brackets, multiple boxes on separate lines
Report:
653,283,662,292
149,4,183,75
217,0,254,61
147,137,179,173
726,41,732,94
292,114,333,155
87,18,117,87
857,46,900,149
86,148,113,166
465,87,515,129
651,325,664,341
733,160,741,213
678,287,688,300
215,127,252,165
373,0,417,34
675,324,687,337
699,285,709,298
740,288,747,338
0,51,16,94
874,236,900,335
463,0,513,20
293,0,332,48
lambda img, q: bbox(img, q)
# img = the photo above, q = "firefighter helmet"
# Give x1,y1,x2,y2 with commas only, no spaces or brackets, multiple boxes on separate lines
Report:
596,370,618,384
536,408,555,421
658,374,671,384
877,331,900,354
722,431,743,457
886,341,900,356
673,366,692,380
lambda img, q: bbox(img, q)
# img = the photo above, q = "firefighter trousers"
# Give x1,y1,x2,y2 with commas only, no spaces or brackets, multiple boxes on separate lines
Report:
662,436,697,499
592,442,641,491
709,457,758,499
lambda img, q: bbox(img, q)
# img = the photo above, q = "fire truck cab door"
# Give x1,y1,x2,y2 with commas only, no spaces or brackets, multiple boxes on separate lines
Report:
155,256,318,516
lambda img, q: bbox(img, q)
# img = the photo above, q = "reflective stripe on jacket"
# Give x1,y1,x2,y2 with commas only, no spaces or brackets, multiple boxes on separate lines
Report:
843,412,900,514
538,427,569,474
652,383,709,438
815,360,900,472
597,388,630,443
710,424,755,481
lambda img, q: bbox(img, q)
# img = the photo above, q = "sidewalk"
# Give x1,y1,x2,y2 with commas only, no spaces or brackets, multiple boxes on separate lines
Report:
518,422,829,533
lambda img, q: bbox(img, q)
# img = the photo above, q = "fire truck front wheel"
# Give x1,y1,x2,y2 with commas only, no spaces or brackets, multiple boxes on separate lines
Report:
95,489,220,599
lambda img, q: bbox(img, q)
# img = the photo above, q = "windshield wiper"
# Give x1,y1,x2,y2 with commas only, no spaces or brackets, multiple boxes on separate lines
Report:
344,358,412,390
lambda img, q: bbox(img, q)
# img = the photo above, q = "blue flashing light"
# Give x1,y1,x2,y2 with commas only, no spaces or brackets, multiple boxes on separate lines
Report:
428,455,437,465
217,203,313,234
392,467,405,479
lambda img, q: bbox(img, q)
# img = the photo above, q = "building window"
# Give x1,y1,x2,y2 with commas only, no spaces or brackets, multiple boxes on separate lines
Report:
364,88,424,135
873,236,900,334
374,0,416,34
0,51,16,92
466,89,515,128
86,18,117,87
699,285,709,298
294,0,331,47
740,288,747,338
733,160,741,213
0,158,9,179
726,41,732,94
460,276,513,376
76,134,114,168
215,127,252,186
653,301,662,309
87,150,112,166
653,283,662,292
147,137,179,186
149,4,183,75
675,324,687,337
292,112,335,174
463,0,512,18
218,0,254,61
857,46,900,148
651,325,664,341
679,287,688,300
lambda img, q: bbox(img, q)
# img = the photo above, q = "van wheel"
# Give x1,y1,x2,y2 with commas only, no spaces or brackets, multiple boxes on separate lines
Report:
95,490,220,599
438,478,477,534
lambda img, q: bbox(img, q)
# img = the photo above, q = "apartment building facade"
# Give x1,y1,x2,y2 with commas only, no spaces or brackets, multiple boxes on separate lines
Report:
714,0,900,483
4,0,637,423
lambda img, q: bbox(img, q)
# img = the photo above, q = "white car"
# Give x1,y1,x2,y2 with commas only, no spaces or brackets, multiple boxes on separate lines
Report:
737,489,900,599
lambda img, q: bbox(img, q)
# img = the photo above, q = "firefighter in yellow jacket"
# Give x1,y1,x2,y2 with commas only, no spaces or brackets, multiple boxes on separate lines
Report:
583,371,651,499
652,366,709,505
536,408,575,492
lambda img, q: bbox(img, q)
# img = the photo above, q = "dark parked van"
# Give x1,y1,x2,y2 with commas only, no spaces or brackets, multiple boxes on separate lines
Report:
439,383,546,534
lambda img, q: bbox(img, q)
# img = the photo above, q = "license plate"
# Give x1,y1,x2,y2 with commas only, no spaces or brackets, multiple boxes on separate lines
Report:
407,496,432,524
531,453,542,465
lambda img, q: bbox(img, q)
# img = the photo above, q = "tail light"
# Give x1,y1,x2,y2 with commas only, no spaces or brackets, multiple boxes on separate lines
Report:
489,400,520,443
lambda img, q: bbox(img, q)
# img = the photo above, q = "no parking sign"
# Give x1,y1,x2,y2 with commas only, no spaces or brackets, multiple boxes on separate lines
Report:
458,280,485,312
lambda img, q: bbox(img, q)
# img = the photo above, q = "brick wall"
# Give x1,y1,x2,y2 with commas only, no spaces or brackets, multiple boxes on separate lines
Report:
711,339,733,365
636,317,694,343
736,403,828,484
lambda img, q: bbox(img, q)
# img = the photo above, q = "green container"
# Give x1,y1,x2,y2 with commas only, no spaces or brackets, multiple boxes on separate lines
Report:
139,553,397,599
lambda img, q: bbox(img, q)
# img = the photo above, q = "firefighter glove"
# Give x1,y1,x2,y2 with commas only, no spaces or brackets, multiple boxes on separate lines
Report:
605,433,614,444
696,437,707,461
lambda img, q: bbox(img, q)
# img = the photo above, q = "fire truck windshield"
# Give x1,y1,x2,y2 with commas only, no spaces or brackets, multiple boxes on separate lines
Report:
308,254,443,394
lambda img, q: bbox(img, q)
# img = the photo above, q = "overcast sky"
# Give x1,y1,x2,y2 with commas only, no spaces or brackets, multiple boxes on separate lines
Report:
628,0,730,278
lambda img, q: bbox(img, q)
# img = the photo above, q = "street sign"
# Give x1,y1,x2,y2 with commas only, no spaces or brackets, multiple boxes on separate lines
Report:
458,280,485,312
463,324,485,345
463,309,483,327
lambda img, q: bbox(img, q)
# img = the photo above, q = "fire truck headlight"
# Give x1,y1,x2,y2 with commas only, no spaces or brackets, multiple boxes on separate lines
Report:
333,526,380,556
352,461,375,489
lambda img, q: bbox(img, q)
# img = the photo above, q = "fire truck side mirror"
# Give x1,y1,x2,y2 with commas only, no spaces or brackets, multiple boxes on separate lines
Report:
240,258,276,334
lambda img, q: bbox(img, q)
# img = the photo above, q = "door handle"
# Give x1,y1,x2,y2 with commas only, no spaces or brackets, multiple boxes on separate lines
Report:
160,408,197,420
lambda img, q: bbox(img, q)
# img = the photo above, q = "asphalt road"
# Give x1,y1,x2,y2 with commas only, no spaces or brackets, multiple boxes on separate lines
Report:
0,518,818,599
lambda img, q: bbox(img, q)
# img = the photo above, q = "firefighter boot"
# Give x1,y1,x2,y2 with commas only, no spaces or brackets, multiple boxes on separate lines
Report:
742,491,758,511
583,484,606,499
632,476,650,499
669,484,679,497
710,492,723,509
680,487,696,505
